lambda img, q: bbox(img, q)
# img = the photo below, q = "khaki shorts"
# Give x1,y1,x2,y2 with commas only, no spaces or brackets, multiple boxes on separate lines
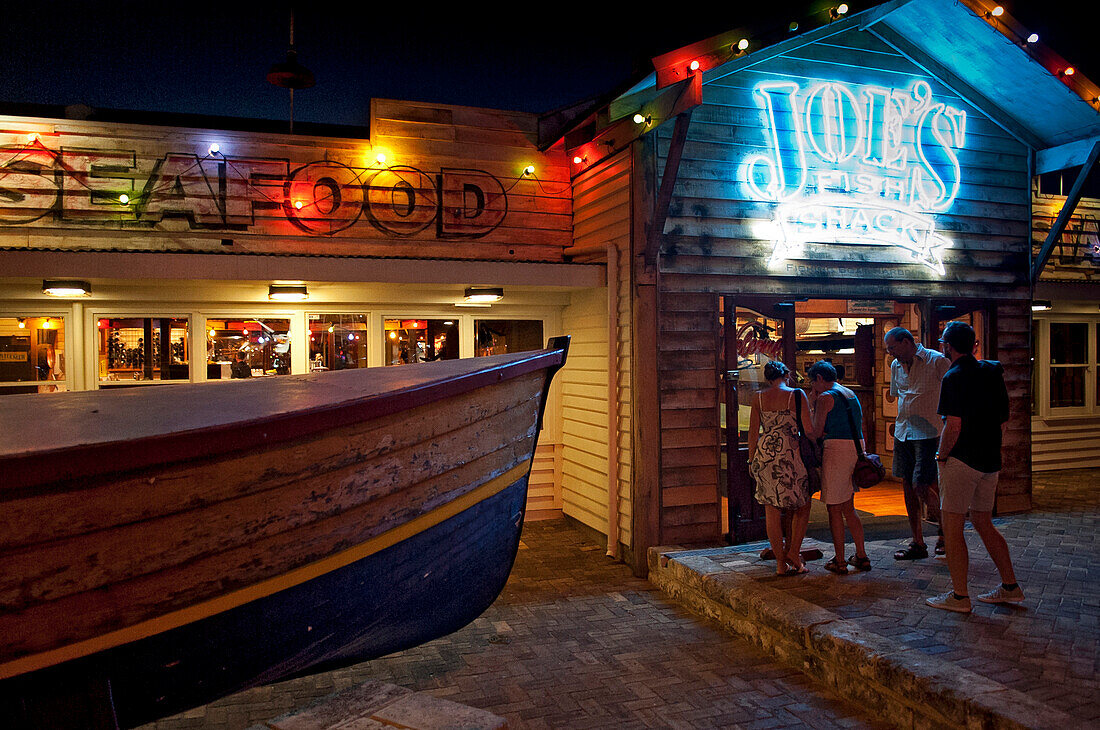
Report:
938,457,998,513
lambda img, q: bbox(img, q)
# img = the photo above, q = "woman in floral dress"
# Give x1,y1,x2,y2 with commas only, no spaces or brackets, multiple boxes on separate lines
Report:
747,361,813,575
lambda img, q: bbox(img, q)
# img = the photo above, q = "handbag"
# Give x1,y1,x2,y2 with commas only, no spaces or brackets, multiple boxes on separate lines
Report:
794,392,823,494
841,392,885,490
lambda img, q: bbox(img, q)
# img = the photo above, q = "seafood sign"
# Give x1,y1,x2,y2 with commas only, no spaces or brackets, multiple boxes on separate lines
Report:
742,78,967,275
0,142,509,238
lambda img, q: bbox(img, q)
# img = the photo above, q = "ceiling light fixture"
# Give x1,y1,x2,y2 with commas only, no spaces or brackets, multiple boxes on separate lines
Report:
463,286,504,303
268,284,309,301
42,279,91,297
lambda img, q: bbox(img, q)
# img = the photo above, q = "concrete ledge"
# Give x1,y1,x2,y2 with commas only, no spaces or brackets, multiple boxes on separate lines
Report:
249,679,508,730
649,547,1073,730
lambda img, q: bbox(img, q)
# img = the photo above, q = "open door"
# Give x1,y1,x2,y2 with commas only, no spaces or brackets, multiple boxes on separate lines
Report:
720,296,795,543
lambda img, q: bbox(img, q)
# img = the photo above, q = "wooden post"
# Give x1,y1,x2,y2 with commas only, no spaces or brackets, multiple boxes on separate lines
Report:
631,137,661,577
606,242,620,560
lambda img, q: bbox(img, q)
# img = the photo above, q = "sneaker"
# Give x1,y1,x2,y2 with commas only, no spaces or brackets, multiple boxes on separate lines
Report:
976,585,1025,604
925,591,972,613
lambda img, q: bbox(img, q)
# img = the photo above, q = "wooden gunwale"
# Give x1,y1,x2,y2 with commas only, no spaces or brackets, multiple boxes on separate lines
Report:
0,348,565,490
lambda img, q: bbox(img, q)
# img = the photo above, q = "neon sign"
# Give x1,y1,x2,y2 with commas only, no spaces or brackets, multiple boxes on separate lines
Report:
742,79,967,276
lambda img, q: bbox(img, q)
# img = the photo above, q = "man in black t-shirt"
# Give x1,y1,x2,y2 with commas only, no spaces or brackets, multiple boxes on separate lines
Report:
925,322,1023,613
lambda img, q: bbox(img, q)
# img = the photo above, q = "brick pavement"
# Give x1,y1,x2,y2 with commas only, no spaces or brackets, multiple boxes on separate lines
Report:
658,468,1100,726
141,522,885,730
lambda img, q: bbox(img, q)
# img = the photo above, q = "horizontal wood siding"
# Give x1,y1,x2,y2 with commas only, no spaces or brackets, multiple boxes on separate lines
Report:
656,28,1031,301
568,150,632,261
1034,195,1100,282
560,289,610,535
1032,418,1100,470
0,101,571,260
657,291,720,544
525,443,562,521
613,237,634,550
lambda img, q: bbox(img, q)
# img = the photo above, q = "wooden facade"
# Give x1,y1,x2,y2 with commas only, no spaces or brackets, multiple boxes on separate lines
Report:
561,13,1058,566
0,102,609,542
1032,195,1100,470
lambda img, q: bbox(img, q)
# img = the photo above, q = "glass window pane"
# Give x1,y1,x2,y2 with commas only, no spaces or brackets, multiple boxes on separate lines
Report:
384,319,458,365
475,320,544,357
1050,366,1086,408
206,318,291,378
1050,323,1087,364
309,314,368,371
0,316,67,394
97,318,189,387
735,309,786,440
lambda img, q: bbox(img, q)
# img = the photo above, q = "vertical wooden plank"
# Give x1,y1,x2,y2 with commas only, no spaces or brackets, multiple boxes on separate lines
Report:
631,136,661,576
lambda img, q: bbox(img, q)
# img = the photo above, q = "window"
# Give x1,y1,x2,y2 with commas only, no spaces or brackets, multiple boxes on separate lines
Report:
97,317,189,387
1034,317,1099,416
1049,322,1089,408
384,319,458,365
475,319,544,357
207,318,291,378
309,314,368,371
0,316,67,395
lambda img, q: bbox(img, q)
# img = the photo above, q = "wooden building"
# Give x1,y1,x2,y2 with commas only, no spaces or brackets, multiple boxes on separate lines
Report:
0,99,607,530
545,0,1100,572
2,0,1098,582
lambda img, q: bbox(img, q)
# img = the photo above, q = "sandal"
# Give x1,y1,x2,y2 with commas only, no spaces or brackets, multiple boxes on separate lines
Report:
824,557,848,575
934,539,946,556
894,542,929,561
847,555,872,572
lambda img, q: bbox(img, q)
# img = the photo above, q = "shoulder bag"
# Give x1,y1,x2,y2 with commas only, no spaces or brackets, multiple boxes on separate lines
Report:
842,393,885,489
794,391,823,494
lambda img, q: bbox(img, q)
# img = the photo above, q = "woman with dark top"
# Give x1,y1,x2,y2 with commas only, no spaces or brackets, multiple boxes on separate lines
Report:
807,360,870,574
747,361,813,575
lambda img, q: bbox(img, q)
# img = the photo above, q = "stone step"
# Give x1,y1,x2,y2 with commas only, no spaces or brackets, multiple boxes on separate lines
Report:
649,545,1074,730
248,679,507,730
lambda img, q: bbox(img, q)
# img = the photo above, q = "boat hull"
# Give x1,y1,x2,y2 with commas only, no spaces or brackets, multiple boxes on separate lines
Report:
2,471,530,729
0,341,569,728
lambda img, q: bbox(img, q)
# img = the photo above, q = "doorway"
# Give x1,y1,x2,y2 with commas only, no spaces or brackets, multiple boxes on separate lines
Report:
720,297,996,544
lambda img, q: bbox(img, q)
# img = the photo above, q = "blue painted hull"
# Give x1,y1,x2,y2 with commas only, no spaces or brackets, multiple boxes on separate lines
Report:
1,474,529,729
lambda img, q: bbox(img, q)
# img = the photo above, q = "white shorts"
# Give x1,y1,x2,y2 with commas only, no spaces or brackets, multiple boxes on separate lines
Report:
821,439,858,505
938,457,998,513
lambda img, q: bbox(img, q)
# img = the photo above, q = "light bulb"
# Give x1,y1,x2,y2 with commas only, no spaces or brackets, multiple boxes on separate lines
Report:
990,6,1004,16
1027,33,1039,43
209,143,220,155
119,194,129,205
738,38,749,51
294,201,303,209
523,165,535,176
689,60,700,71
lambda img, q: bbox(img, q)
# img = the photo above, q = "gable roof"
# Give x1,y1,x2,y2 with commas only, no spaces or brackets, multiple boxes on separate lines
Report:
607,0,1099,169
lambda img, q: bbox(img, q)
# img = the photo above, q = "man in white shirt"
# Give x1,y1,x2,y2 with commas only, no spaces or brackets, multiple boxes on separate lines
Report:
885,327,950,560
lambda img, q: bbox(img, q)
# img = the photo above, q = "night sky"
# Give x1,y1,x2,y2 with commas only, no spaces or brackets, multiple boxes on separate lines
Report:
0,1,1095,127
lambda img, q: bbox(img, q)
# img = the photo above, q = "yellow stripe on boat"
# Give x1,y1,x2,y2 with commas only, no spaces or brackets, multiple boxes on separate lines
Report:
0,462,530,680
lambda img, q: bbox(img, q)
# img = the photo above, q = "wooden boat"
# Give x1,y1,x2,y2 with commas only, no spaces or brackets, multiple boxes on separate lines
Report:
0,337,569,729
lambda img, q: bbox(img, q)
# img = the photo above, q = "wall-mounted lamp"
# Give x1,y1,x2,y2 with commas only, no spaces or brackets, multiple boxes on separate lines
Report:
17,318,26,329
268,284,309,301
1031,300,1053,312
43,279,91,297
464,286,503,303
41,317,53,329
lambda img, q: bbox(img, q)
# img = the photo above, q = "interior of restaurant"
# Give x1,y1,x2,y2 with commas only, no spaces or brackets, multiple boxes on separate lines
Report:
720,298,987,532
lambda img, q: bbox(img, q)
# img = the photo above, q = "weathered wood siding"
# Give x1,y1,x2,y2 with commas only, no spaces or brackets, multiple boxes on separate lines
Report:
559,289,610,535
657,291,721,543
1034,195,1100,284
0,101,571,260
649,28,1035,531
1032,419,1100,471
657,28,1031,300
995,300,1033,511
